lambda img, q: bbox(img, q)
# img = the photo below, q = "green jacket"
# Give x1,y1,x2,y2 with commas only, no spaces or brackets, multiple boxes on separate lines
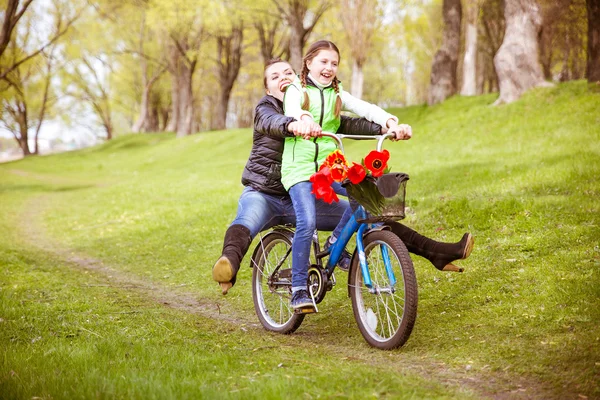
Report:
281,77,342,190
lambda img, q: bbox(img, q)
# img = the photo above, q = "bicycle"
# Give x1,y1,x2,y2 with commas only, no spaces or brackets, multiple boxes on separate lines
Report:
250,133,418,350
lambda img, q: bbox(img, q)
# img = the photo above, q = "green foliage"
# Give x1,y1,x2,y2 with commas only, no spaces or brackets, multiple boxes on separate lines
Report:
1,76,599,399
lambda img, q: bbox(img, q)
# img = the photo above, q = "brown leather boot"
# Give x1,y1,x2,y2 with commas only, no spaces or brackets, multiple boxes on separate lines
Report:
386,222,474,272
212,224,252,294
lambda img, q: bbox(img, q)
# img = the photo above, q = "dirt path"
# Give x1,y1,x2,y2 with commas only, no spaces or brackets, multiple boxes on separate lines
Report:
19,194,556,400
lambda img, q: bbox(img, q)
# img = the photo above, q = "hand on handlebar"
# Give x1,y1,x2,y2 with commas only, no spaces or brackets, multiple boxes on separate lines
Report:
288,119,322,140
385,120,412,141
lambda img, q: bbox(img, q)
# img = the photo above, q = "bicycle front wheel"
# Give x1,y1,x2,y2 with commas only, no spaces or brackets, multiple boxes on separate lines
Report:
251,230,304,334
349,230,418,350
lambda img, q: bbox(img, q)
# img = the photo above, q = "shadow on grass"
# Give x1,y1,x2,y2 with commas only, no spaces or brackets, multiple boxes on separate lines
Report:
0,183,97,194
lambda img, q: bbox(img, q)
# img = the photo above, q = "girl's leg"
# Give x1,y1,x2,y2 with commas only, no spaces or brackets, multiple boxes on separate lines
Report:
288,182,317,309
329,182,353,240
385,222,475,271
213,188,284,294
321,182,354,271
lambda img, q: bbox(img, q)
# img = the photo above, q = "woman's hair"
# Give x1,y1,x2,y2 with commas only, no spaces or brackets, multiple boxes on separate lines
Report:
300,40,342,118
263,58,292,90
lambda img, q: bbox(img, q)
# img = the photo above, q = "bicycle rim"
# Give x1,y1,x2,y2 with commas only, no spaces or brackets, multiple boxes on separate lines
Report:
349,230,417,349
251,232,304,333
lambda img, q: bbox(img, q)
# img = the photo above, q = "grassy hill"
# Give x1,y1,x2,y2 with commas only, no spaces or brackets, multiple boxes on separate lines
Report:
1,81,599,399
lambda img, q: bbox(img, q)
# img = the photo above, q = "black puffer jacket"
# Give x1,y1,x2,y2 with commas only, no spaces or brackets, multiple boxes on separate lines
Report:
241,95,382,196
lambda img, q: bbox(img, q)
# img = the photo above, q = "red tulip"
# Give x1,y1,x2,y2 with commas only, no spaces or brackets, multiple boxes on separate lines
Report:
310,167,339,203
347,162,366,184
364,149,390,177
323,150,348,168
329,164,347,182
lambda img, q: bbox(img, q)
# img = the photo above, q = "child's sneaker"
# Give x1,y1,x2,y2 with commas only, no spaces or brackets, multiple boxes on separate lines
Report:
324,237,352,272
291,289,315,312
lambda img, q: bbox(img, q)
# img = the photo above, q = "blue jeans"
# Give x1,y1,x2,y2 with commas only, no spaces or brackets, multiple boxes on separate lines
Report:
231,186,349,240
288,181,353,290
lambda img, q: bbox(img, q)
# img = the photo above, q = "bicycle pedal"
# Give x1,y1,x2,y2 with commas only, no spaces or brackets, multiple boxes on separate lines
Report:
294,307,317,315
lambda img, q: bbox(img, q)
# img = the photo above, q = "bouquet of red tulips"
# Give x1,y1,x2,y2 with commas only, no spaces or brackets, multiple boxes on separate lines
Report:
310,149,409,222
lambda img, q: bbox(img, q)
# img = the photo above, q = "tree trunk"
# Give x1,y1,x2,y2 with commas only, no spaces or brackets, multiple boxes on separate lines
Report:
493,0,551,105
351,59,364,99
132,85,150,133
288,24,304,72
255,19,286,64
461,2,478,96
165,44,180,133
213,25,243,131
104,122,113,140
16,105,31,156
273,0,330,72
588,0,600,82
428,0,462,105
176,61,194,137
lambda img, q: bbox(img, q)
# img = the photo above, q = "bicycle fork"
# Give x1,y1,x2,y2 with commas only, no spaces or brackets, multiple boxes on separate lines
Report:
328,208,398,293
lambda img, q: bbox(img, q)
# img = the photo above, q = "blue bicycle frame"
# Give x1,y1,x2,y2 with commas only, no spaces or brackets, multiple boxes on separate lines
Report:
324,201,397,291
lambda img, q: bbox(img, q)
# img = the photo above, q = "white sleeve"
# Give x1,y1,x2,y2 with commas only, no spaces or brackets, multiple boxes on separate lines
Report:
340,90,398,128
283,85,313,121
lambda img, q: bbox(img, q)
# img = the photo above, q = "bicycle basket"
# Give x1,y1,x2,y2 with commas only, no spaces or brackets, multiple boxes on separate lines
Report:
343,172,409,223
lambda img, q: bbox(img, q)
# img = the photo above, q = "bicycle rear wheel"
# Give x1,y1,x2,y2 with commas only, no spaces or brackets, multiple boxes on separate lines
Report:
251,230,304,334
349,230,418,349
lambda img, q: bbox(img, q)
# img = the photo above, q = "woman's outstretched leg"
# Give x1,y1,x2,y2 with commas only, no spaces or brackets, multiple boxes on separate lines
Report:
386,222,474,271
213,225,252,294
212,188,281,294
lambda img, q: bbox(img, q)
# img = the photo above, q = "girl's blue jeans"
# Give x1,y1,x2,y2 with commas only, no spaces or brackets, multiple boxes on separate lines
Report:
288,181,352,290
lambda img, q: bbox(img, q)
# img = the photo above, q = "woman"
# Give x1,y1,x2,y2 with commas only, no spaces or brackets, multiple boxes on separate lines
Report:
212,58,474,295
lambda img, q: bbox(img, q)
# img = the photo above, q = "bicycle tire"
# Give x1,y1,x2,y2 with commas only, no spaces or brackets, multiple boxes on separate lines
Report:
251,230,305,334
348,230,418,349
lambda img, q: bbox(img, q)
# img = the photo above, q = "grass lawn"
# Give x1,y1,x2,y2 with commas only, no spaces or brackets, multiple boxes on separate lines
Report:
1,81,599,399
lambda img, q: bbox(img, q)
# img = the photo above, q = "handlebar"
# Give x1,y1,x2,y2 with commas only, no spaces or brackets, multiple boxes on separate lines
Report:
318,132,396,153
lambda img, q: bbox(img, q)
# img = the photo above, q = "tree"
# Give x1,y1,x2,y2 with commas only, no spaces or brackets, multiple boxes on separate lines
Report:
0,0,82,84
126,7,167,133
538,0,587,82
461,0,479,95
587,0,600,82
65,54,115,140
428,0,462,105
254,15,288,64
493,0,552,105
0,0,33,60
271,0,331,71
339,0,380,99
1,1,66,156
213,23,244,131
146,0,208,137
479,0,504,93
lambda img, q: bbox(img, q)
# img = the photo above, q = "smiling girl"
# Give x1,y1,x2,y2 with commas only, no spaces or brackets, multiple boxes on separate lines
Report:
280,40,413,311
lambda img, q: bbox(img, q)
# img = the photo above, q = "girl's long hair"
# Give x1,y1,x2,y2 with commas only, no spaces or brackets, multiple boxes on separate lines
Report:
300,40,342,118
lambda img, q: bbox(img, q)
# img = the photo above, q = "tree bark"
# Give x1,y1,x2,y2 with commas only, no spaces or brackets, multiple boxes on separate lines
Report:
588,0,600,82
7,100,31,156
132,80,150,133
0,0,33,59
272,0,331,71
131,14,167,133
213,25,244,131
176,60,194,137
493,0,551,105
428,0,462,105
255,19,287,64
288,12,306,71
351,59,364,99
340,0,378,98
165,44,180,133
461,1,479,96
